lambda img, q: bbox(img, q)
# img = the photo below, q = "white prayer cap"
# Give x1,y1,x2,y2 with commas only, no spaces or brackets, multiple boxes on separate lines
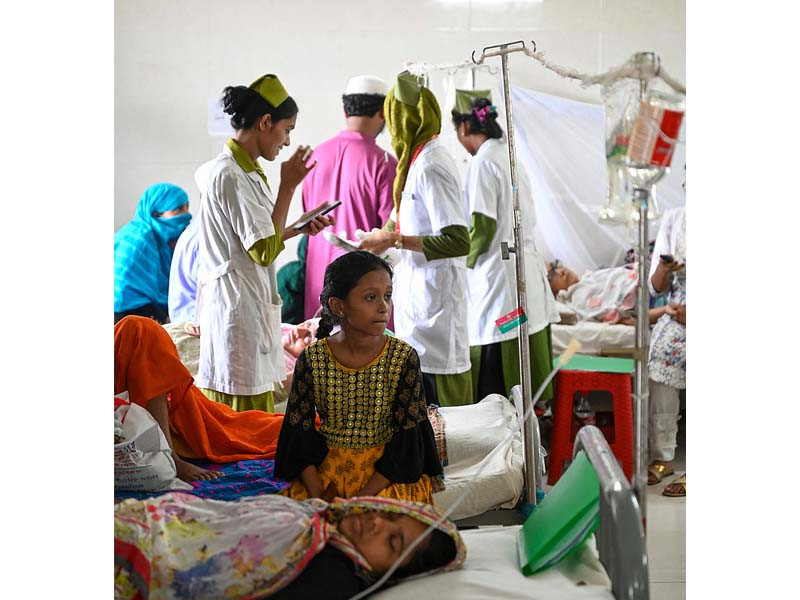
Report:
344,75,389,96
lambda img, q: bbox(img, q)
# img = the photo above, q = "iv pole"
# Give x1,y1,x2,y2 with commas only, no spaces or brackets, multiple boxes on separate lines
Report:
472,40,541,506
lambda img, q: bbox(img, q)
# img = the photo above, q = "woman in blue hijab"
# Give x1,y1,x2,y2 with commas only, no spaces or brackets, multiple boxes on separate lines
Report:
114,183,191,323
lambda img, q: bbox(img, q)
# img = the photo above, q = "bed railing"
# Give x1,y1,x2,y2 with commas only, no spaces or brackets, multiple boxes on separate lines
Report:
574,426,649,600
510,384,648,599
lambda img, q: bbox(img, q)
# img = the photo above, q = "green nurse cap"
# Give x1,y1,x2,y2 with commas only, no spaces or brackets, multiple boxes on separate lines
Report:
249,74,290,108
395,70,424,106
454,89,492,114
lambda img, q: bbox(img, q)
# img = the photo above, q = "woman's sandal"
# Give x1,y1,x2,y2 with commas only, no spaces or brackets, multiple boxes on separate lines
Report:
662,474,686,497
647,463,675,485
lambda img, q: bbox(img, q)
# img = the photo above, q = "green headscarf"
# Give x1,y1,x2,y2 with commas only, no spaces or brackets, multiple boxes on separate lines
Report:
384,77,442,214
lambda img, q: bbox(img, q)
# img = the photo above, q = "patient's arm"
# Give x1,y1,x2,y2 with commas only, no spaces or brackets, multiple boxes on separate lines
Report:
618,305,672,326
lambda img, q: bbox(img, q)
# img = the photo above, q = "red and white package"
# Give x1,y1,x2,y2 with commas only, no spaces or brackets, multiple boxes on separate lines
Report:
628,92,685,168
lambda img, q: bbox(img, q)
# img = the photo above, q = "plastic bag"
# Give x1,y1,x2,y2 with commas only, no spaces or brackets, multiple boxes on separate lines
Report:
114,396,191,492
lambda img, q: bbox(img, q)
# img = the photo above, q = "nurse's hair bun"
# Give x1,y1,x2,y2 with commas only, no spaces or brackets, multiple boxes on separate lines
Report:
450,97,503,140
220,85,299,131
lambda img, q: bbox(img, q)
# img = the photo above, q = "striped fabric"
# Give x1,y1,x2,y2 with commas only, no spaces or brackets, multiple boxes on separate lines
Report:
114,183,190,313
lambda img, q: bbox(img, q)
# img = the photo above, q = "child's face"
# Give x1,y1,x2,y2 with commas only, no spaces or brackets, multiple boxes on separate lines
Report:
337,268,393,337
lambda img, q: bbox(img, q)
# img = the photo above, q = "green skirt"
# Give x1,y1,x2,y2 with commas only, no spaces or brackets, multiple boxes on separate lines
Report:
421,370,473,407
469,325,554,404
198,388,275,413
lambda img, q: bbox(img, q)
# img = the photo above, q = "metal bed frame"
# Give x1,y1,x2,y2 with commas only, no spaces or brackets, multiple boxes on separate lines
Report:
574,425,649,600
511,385,649,600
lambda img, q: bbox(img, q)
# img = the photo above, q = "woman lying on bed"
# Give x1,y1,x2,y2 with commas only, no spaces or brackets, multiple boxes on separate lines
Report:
114,492,465,600
546,260,674,325
115,316,287,482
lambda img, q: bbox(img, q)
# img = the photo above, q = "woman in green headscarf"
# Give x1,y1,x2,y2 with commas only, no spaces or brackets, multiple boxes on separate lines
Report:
360,72,472,407
194,74,334,413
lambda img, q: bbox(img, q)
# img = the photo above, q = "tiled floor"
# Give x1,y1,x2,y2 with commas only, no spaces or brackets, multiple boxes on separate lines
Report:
646,439,686,600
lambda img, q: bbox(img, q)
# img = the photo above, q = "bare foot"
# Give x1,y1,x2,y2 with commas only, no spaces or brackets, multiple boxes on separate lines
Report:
175,458,225,482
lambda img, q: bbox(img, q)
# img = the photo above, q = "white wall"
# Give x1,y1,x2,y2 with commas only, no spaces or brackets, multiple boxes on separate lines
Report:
115,0,685,269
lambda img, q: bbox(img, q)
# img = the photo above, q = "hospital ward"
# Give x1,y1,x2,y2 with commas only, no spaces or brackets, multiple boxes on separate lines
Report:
110,2,688,599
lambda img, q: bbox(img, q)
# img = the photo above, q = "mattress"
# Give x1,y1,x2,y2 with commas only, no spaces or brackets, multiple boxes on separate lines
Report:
551,322,635,356
433,395,524,521
372,525,614,600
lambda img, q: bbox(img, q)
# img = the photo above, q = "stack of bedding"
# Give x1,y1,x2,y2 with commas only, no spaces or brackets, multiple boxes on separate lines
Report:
433,395,524,520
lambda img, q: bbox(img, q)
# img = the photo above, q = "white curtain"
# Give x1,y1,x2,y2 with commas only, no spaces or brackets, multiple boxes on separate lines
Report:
425,70,686,276
495,84,686,276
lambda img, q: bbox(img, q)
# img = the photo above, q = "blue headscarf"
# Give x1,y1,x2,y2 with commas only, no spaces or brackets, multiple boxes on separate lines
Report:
115,183,191,314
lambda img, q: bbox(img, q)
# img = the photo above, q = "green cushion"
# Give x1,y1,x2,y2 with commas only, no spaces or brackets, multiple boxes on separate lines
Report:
554,353,635,374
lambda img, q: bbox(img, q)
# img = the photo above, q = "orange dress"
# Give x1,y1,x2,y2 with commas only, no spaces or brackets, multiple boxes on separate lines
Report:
114,316,285,462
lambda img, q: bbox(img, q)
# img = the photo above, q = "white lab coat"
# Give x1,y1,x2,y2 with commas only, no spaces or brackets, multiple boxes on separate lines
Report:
464,138,559,346
393,138,470,375
194,145,284,395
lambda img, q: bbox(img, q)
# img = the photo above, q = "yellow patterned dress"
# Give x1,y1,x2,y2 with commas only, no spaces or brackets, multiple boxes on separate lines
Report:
274,336,443,504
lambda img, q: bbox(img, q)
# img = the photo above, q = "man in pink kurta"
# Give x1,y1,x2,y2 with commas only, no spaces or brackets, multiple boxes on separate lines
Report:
302,75,398,320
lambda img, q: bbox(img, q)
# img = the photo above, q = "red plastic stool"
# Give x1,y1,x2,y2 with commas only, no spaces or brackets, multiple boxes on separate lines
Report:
548,369,634,484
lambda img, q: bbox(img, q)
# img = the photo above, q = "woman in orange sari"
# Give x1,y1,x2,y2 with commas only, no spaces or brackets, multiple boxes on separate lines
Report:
114,316,285,481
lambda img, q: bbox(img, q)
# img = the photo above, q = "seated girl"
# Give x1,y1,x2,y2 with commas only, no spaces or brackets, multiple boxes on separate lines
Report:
115,315,286,482
275,251,444,504
114,492,465,600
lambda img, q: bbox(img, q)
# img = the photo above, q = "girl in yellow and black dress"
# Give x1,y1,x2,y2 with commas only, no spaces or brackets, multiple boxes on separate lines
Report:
274,251,443,504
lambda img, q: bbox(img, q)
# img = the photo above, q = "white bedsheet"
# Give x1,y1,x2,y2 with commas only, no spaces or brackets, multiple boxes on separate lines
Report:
433,396,524,521
552,322,635,356
373,526,613,600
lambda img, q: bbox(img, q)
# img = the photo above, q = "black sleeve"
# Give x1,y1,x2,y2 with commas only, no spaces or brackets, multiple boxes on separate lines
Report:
274,350,329,481
267,546,367,600
374,348,444,483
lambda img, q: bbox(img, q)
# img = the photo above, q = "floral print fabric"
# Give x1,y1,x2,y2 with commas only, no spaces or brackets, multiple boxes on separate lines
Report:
113,493,466,599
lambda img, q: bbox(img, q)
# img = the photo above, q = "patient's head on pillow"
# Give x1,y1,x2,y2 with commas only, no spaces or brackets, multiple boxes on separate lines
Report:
338,509,457,577
331,496,464,586
546,259,580,295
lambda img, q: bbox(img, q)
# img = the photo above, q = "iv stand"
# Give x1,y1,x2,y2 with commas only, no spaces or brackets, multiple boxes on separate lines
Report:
473,40,540,506
629,60,667,523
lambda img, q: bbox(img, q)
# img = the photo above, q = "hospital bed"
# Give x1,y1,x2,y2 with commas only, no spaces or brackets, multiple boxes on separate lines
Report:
551,302,635,357
374,426,649,600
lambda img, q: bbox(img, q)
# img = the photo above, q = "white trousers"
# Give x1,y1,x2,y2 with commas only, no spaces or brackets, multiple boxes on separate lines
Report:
649,379,681,462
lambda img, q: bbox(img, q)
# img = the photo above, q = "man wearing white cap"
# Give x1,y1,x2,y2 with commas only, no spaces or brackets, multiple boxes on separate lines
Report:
300,75,398,320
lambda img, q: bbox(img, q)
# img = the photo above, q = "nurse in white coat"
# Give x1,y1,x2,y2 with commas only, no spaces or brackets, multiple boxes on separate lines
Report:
195,74,333,413
360,72,473,407
452,90,559,403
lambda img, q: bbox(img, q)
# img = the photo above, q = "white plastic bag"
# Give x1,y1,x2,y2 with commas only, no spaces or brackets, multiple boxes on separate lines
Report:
114,396,191,491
